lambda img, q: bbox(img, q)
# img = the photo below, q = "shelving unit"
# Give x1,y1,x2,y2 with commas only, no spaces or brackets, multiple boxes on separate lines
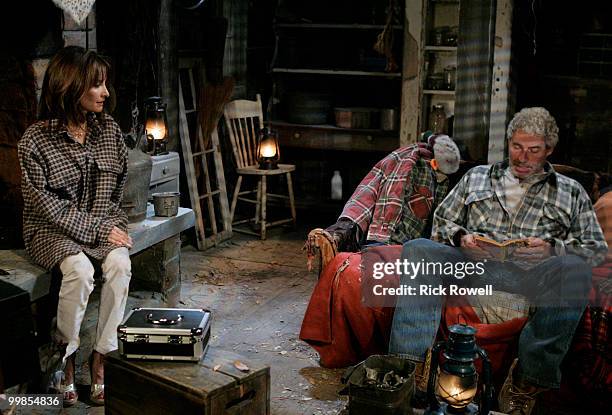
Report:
421,0,460,134
423,90,455,95
276,23,403,30
271,68,402,77
269,0,407,212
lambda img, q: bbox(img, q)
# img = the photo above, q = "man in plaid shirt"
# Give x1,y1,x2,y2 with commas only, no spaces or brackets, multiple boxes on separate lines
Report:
389,108,607,414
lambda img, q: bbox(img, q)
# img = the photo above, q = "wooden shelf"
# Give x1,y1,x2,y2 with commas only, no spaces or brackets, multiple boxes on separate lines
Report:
272,121,399,153
270,120,398,136
424,46,457,52
276,23,403,30
423,89,455,95
272,68,402,78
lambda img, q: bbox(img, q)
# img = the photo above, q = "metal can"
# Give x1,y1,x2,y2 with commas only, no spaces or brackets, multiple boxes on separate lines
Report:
152,192,180,217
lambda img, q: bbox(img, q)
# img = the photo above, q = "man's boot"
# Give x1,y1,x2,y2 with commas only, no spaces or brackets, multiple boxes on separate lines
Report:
498,359,549,415
411,349,432,409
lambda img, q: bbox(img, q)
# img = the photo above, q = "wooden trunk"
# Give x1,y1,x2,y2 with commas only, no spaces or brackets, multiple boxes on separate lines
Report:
105,348,270,414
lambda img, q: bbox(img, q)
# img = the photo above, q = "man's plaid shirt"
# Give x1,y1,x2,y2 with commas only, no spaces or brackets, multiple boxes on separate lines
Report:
432,161,607,266
18,113,128,270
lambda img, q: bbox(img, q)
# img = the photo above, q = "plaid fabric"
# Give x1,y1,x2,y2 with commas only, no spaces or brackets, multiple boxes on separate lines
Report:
18,113,128,270
340,144,435,243
390,159,449,244
433,161,607,266
594,191,612,262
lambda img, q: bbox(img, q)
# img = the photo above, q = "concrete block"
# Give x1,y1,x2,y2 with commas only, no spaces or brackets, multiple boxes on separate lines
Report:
0,250,50,302
163,282,181,307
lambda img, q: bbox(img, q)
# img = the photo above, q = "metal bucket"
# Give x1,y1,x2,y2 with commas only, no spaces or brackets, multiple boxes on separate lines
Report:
152,192,180,217
340,355,415,415
380,108,399,131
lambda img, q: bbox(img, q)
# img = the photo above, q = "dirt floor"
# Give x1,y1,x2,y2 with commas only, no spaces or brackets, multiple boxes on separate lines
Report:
21,223,348,415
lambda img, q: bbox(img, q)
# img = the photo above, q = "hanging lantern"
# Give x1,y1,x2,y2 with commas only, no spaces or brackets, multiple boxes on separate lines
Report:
257,127,280,170
425,324,493,415
144,96,169,155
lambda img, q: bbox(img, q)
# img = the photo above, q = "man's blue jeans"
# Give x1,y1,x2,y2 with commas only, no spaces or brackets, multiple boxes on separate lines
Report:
388,238,592,388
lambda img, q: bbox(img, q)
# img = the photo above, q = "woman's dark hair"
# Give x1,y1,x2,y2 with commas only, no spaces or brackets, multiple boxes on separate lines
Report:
39,46,110,127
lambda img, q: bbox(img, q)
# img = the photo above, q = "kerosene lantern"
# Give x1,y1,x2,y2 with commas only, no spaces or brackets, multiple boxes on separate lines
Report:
256,127,280,170
144,96,169,155
425,324,493,415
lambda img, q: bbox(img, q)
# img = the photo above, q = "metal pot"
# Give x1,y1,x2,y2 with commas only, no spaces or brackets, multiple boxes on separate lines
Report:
152,192,180,217
380,108,398,131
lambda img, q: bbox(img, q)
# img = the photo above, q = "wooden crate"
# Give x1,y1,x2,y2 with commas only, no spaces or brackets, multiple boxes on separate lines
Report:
105,347,270,414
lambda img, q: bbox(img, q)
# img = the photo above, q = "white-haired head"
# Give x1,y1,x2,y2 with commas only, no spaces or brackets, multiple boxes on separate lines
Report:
506,107,559,149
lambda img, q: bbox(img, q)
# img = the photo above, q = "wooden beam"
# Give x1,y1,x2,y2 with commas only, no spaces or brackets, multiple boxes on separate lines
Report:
401,0,426,146
487,0,514,163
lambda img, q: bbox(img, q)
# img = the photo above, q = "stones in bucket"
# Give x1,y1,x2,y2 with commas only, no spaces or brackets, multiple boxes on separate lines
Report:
152,192,180,217
339,355,415,414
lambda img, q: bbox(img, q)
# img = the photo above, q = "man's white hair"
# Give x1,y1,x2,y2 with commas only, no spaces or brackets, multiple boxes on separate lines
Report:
506,107,559,148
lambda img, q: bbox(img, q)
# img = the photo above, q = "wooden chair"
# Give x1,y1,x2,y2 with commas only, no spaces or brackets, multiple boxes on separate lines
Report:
223,94,296,239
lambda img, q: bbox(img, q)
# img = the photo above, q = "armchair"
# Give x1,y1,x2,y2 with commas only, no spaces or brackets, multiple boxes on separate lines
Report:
301,163,610,409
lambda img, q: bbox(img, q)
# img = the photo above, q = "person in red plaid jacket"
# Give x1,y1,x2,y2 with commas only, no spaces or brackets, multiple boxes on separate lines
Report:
331,135,461,249
18,46,132,406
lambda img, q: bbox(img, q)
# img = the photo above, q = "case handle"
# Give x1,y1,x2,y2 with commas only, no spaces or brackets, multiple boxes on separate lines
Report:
147,313,183,325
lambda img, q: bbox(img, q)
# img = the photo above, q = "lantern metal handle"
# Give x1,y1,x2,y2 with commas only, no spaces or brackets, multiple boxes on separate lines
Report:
426,341,445,414
477,346,493,415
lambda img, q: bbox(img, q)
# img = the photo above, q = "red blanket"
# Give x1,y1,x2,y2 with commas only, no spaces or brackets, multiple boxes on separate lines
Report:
300,248,611,398
299,246,525,378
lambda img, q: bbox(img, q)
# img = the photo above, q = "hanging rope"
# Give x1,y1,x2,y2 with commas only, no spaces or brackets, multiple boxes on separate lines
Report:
531,0,538,56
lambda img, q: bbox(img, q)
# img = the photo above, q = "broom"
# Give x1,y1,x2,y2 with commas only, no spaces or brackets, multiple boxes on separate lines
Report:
198,76,235,151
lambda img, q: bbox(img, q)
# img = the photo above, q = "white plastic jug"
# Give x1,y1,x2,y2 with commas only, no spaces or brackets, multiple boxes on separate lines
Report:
331,170,343,200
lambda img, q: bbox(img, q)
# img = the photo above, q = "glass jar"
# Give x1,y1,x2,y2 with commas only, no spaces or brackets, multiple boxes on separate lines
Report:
427,73,444,90
443,26,458,46
429,104,447,134
444,66,456,90
431,27,448,46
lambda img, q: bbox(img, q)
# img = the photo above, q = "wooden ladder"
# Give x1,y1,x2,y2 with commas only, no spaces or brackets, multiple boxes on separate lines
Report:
178,63,232,250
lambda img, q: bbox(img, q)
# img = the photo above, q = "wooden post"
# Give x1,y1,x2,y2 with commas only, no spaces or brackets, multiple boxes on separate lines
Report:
401,0,426,147
487,0,514,163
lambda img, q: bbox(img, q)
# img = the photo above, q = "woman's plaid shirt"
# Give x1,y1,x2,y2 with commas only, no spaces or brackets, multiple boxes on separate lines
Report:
432,161,607,266
18,113,128,270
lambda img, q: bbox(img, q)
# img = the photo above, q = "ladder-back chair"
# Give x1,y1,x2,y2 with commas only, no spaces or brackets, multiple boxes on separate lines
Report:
223,94,296,239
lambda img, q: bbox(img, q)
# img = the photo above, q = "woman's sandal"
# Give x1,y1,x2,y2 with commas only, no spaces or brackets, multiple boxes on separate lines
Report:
89,353,105,405
61,383,78,407
61,354,78,407
90,383,104,405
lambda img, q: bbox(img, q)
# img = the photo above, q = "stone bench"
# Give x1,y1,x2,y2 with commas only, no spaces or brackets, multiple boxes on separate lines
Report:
0,204,195,305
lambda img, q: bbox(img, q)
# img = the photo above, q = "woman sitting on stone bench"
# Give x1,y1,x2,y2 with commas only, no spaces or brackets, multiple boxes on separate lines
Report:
18,46,132,407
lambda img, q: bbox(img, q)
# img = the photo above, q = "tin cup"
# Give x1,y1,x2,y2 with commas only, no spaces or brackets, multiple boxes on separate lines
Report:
152,192,180,217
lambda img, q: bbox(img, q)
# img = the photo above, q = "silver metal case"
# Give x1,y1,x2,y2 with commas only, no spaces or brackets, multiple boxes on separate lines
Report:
117,307,211,361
